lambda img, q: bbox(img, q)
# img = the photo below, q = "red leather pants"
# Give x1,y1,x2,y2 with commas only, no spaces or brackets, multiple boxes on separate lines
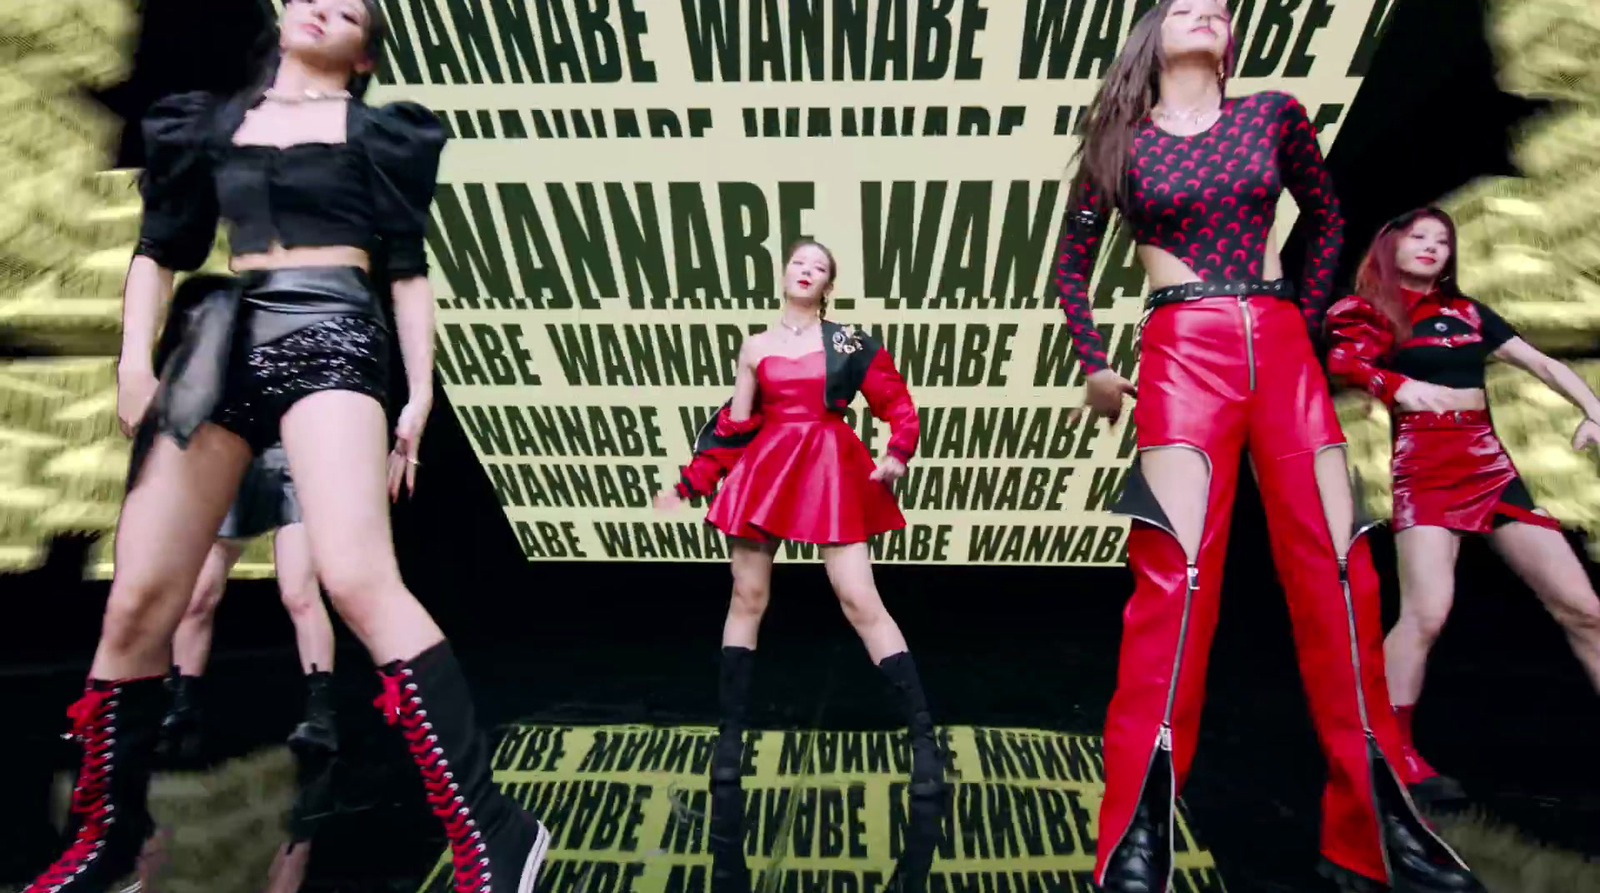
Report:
1095,296,1443,885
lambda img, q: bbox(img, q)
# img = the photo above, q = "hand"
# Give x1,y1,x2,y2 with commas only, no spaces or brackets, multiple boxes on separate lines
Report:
1069,368,1137,425
653,489,683,511
387,399,430,502
116,365,159,438
1393,380,1464,414
1574,418,1600,452
870,455,907,484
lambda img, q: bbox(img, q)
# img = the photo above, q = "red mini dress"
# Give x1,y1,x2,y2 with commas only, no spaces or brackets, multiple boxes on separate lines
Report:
706,351,904,544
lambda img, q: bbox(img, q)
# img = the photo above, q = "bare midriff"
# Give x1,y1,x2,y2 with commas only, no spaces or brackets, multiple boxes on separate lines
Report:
231,243,369,272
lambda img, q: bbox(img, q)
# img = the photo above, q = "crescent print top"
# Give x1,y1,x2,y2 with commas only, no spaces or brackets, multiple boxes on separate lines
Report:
1054,91,1344,376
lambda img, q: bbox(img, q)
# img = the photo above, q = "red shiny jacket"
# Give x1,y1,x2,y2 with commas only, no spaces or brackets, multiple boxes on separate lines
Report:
1325,295,1410,404
674,320,921,498
1325,290,1506,404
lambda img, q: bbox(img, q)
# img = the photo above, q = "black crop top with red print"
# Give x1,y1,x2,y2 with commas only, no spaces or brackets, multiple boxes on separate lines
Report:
1053,91,1343,375
1326,289,1519,403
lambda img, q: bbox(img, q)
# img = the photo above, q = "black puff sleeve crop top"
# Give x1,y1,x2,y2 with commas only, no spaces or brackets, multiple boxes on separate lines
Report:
133,90,448,279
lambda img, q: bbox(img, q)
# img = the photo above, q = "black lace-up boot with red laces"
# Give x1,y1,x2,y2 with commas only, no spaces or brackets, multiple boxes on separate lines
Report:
375,641,551,893
25,675,165,893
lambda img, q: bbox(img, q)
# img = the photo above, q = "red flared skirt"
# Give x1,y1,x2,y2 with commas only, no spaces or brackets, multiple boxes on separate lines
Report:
1391,409,1557,533
706,418,905,544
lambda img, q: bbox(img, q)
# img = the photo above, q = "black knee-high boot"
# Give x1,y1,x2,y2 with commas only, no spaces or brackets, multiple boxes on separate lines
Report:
877,652,943,796
24,676,166,892
375,641,551,892
712,646,755,783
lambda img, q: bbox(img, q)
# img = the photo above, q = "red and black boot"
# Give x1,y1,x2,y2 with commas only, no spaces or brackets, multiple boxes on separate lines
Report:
25,676,166,892
711,646,754,784
375,641,551,893
1393,705,1467,808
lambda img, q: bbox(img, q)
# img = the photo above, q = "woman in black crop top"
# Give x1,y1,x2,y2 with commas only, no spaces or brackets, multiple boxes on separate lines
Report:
1057,4,1479,892
1327,206,1600,808
28,3,551,892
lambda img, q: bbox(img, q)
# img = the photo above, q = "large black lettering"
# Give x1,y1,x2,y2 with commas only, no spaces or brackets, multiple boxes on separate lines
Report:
862,182,945,303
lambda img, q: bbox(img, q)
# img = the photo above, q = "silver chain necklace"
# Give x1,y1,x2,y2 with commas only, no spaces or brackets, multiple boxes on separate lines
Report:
262,88,352,104
780,316,819,336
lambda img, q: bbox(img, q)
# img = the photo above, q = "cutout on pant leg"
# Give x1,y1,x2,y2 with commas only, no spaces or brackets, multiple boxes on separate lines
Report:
1313,444,1382,559
1112,445,1213,560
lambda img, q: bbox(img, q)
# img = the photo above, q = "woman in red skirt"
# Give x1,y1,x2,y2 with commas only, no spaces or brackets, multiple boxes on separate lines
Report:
1327,207,1600,805
654,239,940,794
1054,2,1480,890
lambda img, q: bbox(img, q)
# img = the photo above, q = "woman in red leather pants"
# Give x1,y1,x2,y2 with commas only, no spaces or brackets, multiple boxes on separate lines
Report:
1327,207,1600,806
654,240,942,796
1053,2,1482,891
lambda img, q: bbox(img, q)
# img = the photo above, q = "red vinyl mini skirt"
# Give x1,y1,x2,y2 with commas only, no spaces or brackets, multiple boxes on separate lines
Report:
1391,409,1558,533
706,416,905,544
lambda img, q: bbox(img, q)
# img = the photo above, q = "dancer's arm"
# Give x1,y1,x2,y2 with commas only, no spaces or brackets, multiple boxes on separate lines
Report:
673,340,765,499
1052,167,1113,377
1324,296,1407,404
366,102,448,491
1486,303,1600,436
858,347,920,468
122,91,221,435
1274,93,1345,340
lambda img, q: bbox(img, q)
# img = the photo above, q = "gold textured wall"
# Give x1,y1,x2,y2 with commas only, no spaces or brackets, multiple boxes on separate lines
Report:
0,1,280,577
1338,0,1600,553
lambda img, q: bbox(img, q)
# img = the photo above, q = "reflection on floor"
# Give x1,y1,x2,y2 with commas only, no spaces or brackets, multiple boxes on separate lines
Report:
413,725,1224,893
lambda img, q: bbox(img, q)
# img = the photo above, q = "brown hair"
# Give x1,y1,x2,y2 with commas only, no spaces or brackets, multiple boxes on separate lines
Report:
1073,0,1237,211
783,238,837,318
1353,207,1463,341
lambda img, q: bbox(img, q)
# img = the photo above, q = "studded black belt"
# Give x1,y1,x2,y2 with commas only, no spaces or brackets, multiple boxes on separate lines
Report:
1144,278,1295,310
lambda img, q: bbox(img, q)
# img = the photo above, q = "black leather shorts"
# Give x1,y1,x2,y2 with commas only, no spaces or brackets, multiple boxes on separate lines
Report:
217,442,301,540
129,266,390,491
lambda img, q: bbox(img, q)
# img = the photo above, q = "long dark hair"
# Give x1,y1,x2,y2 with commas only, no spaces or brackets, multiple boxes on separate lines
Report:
1073,0,1237,211
1353,207,1463,341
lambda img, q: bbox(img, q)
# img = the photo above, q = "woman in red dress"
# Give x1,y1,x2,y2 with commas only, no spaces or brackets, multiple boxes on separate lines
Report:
1326,207,1600,805
1053,2,1481,890
654,239,940,794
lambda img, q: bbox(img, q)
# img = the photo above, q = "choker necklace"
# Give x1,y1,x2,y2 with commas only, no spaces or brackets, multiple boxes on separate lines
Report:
1154,101,1221,128
263,88,352,104
780,317,818,336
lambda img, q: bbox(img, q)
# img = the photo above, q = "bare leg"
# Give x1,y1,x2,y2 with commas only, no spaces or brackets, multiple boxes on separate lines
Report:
277,392,440,663
274,523,333,673
96,425,254,678
170,539,248,675
1491,519,1600,691
25,424,252,889
820,542,908,663
1385,526,1462,706
722,537,776,649
278,391,549,885
822,540,942,792
265,841,311,893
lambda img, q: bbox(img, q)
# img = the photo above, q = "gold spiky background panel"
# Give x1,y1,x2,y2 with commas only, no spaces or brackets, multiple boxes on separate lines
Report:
0,1,275,579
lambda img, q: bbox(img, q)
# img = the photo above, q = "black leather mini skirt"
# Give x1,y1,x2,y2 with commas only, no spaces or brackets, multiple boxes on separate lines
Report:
128,265,391,492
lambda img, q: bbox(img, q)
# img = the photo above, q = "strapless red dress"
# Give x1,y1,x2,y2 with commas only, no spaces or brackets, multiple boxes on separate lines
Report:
706,351,905,544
